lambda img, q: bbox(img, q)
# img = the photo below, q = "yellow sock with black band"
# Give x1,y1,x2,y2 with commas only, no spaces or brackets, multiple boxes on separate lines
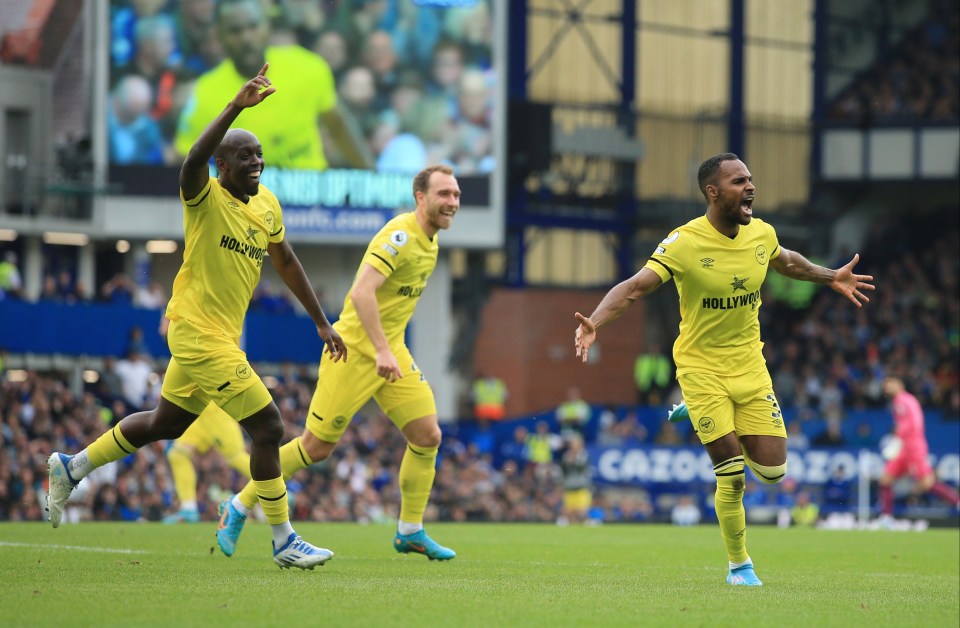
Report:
714,455,749,564
236,439,313,512
398,444,438,529
85,425,139,470
254,476,296,548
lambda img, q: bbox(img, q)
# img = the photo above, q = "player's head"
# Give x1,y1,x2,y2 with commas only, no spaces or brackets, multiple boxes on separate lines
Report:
216,128,264,198
111,75,153,124
413,164,459,236
698,152,754,226
883,376,905,398
215,0,269,77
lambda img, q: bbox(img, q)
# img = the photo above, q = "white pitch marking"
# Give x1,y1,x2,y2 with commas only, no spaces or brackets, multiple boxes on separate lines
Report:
0,541,147,554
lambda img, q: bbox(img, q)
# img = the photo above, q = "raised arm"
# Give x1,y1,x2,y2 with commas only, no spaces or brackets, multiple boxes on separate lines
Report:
769,249,875,308
268,239,346,362
350,264,402,381
575,267,663,363
179,64,276,199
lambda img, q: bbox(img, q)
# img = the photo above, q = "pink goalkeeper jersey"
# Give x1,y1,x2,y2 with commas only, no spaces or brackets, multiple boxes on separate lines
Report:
892,391,928,457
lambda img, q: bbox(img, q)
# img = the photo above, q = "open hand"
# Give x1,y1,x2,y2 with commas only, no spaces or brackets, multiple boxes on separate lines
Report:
831,253,875,308
574,312,596,363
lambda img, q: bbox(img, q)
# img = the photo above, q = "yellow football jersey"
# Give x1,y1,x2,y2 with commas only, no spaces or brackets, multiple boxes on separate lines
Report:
166,178,285,339
643,215,781,376
335,212,438,354
174,46,337,170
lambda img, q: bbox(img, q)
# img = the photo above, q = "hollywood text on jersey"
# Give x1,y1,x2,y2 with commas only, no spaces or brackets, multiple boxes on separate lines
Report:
219,234,266,267
701,289,761,310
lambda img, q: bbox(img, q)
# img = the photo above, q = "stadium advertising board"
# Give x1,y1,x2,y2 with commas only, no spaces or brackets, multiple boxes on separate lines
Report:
590,445,960,486
106,0,503,246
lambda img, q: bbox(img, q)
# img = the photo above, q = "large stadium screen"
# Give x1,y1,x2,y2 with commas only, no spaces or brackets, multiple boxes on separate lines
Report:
106,0,503,247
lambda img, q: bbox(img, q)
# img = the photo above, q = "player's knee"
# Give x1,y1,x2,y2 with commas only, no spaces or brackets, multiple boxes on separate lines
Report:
302,436,335,463
242,406,284,446
410,425,442,450
749,460,787,485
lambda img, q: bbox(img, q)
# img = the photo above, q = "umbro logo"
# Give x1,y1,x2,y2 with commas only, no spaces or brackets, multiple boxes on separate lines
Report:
701,258,714,268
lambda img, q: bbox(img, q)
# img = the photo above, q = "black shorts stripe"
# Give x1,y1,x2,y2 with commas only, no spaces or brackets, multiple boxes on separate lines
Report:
257,491,287,502
185,187,212,207
217,381,231,392
370,252,395,272
112,427,134,454
649,257,674,277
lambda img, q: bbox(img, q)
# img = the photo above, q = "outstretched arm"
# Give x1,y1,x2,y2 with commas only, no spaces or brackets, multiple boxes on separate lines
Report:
268,239,346,362
575,267,663,363
770,249,875,308
180,64,276,199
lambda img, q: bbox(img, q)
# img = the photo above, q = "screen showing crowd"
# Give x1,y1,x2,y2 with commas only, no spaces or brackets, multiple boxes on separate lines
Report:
107,0,496,187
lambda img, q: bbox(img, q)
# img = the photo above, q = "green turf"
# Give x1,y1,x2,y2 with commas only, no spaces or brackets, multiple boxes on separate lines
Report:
1,522,957,627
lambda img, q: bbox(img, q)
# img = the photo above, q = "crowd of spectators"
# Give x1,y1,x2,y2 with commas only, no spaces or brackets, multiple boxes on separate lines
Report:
761,221,959,422
107,0,496,175
828,0,959,123
2,209,957,524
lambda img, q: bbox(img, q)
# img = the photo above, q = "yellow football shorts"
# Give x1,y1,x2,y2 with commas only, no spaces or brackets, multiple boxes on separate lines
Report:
563,488,592,513
305,343,437,443
161,318,273,420
177,403,247,456
678,364,786,445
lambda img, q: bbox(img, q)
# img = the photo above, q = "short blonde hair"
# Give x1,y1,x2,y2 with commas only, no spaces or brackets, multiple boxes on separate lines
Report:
412,164,454,202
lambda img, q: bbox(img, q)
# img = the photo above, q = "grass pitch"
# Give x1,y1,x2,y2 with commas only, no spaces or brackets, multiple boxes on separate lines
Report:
1,521,957,627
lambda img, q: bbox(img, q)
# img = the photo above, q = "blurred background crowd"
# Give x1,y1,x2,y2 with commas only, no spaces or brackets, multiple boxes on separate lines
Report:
106,0,496,174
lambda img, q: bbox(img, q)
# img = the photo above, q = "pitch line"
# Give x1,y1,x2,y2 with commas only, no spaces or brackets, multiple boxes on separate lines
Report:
0,541,147,554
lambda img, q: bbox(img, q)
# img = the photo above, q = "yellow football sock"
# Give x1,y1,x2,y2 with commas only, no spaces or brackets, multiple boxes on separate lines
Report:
237,439,312,510
166,444,197,505
714,455,748,563
87,425,139,468
398,444,438,524
225,450,251,479
254,476,289,525
280,437,313,478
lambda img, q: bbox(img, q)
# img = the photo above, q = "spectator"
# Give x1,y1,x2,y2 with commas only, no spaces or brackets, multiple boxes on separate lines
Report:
557,435,592,526
135,279,167,310
786,421,809,450
822,465,852,514
499,425,529,469
633,343,673,406
114,348,153,412
671,494,702,526
101,273,136,305
791,491,820,527
0,252,23,299
556,386,591,440
471,372,507,422
812,419,847,448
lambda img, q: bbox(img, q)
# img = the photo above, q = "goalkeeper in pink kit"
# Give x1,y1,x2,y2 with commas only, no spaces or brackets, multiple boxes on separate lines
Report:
878,376,959,516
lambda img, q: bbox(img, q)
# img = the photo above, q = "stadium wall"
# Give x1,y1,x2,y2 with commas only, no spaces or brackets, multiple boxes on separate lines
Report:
473,287,649,416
